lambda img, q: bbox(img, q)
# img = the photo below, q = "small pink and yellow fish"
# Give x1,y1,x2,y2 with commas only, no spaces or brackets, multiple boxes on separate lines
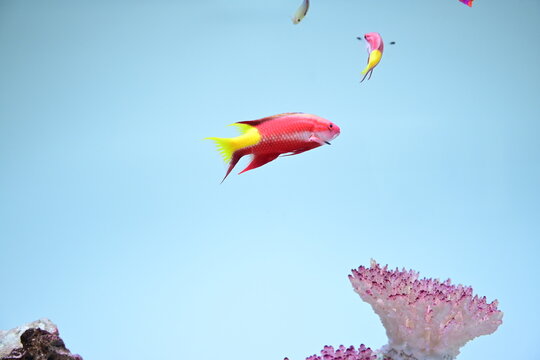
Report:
459,0,473,6
206,113,340,182
359,32,384,82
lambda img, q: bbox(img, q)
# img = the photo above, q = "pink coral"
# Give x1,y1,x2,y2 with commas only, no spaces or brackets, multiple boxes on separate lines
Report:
301,345,377,360
348,260,503,360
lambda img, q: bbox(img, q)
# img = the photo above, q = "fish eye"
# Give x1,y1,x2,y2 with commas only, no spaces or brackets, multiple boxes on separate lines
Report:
329,124,333,128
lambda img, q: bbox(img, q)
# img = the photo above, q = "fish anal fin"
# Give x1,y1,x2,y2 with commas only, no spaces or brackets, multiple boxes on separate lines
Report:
238,153,279,175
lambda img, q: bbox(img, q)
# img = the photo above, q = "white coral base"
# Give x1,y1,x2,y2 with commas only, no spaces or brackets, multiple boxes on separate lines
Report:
380,345,455,360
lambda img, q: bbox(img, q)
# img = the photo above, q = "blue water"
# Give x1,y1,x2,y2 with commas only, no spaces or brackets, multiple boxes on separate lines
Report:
1,1,539,359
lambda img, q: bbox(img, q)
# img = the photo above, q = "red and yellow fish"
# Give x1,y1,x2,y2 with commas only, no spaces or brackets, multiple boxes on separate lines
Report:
360,32,384,82
206,113,341,182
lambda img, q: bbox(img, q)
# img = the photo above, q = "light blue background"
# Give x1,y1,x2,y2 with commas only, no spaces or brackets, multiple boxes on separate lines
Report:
1,0,539,359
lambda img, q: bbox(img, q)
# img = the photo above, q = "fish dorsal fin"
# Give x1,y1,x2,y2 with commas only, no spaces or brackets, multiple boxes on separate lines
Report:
236,112,303,127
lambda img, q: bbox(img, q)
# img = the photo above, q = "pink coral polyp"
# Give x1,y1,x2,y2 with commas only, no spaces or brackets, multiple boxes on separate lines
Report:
304,345,377,360
348,260,503,360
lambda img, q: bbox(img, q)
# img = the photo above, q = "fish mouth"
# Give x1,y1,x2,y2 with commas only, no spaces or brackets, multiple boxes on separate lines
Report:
325,141,331,145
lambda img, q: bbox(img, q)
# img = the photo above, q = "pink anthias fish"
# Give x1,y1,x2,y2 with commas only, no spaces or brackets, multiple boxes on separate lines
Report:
206,113,340,182
459,0,474,6
358,32,384,82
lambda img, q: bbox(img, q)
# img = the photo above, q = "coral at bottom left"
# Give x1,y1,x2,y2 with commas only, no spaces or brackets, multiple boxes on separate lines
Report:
0,318,83,360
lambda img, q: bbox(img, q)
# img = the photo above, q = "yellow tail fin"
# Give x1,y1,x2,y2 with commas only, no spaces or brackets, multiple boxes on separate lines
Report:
364,50,382,74
205,137,235,163
206,124,262,163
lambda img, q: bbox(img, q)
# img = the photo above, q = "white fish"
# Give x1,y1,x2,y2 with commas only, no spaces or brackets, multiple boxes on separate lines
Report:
291,0,309,24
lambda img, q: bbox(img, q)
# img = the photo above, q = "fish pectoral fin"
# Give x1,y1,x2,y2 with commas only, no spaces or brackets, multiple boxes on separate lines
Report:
238,153,279,174
309,134,325,145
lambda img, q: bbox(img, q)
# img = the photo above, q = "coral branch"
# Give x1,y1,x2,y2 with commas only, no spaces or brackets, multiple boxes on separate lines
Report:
348,260,503,360
292,344,377,360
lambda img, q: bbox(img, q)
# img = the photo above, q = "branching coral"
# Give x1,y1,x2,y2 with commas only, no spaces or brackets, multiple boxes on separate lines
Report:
288,260,503,360
348,260,503,360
